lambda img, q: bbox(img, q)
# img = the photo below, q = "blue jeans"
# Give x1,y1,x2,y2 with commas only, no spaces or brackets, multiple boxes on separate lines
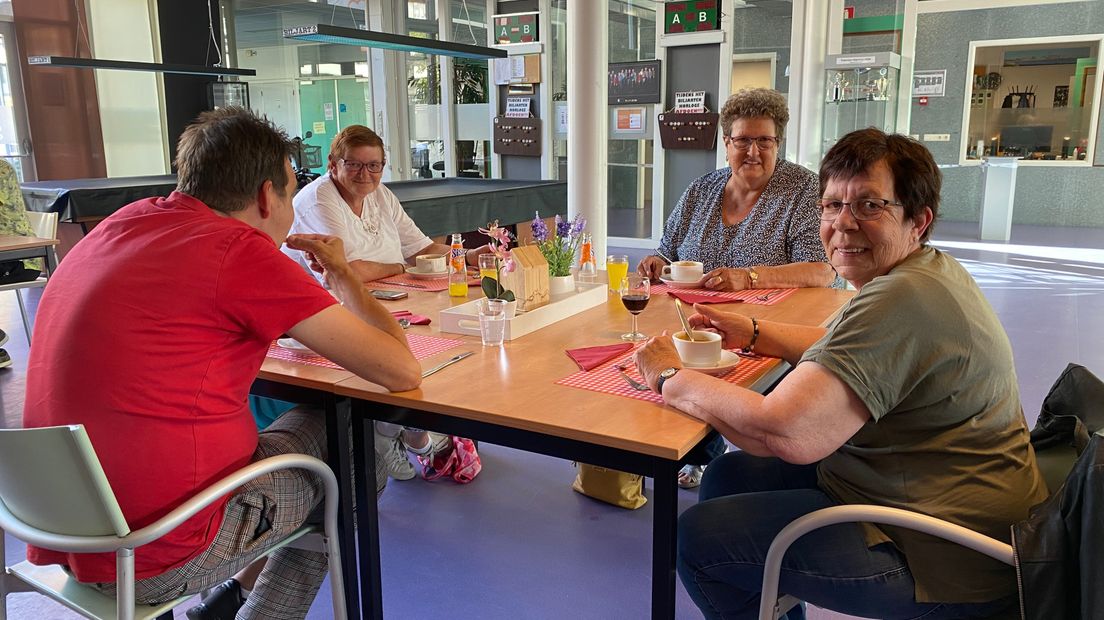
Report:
677,452,1015,620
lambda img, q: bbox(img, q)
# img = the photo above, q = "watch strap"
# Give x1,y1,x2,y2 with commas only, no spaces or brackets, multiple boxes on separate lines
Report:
656,367,680,395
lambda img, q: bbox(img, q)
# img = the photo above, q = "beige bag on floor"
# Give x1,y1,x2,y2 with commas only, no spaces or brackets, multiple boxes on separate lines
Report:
571,463,648,510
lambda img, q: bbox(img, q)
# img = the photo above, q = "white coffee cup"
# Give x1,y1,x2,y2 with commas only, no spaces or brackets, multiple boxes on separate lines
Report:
416,254,447,273
662,260,704,282
672,330,722,367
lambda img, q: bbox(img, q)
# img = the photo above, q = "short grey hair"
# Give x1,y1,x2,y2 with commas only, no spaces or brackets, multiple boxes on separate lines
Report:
720,88,790,141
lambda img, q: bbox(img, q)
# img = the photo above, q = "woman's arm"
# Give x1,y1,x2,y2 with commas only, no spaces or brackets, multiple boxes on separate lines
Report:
702,262,837,291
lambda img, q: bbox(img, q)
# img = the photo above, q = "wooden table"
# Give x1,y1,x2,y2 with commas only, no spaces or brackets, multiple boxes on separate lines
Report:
0,235,59,273
254,284,854,619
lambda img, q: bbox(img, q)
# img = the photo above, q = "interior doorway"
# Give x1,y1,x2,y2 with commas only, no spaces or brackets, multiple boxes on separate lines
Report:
731,52,777,93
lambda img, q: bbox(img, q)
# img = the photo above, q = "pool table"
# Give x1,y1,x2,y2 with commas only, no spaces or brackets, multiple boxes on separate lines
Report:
21,175,567,236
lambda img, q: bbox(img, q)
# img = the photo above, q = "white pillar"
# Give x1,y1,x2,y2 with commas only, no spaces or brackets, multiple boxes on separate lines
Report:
368,0,412,181
436,0,457,178
567,0,609,263
787,0,830,171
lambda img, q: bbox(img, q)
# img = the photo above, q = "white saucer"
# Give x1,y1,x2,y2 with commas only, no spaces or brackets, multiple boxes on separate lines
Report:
683,350,740,376
659,276,704,289
277,338,314,354
405,266,449,279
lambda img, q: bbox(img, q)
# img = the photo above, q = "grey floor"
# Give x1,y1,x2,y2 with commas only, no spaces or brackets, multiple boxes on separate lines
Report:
3,220,1102,619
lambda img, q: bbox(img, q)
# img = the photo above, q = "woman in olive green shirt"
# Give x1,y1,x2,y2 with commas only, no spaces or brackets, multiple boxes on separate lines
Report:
634,128,1045,619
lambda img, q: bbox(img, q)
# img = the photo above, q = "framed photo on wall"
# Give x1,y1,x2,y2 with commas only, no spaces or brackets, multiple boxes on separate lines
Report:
608,60,662,105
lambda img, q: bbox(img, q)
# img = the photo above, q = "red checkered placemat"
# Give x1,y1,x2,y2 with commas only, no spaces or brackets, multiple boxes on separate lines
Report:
555,345,777,404
267,333,464,369
368,273,482,293
650,284,797,306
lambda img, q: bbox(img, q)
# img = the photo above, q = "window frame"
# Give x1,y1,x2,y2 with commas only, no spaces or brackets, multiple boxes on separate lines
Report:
958,34,1104,167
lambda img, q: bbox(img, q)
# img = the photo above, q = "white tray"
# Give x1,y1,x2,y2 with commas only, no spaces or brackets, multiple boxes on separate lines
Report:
439,282,609,341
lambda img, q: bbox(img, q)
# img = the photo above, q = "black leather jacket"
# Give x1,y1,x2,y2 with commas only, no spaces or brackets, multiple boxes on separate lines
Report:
1011,363,1104,620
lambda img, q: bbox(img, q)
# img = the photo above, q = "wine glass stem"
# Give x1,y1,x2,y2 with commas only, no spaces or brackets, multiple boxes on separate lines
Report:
630,313,638,337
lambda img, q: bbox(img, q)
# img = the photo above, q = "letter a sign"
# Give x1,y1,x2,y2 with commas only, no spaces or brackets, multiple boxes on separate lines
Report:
664,1,720,34
493,12,539,45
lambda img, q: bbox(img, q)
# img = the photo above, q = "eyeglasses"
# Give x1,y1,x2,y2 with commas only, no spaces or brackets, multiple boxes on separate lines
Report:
816,199,903,221
340,158,386,173
724,135,779,150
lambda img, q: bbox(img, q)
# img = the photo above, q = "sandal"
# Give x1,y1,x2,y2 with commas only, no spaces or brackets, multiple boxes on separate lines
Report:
678,464,705,489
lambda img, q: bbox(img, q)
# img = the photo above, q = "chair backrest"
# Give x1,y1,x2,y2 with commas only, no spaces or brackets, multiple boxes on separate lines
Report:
0,425,130,538
24,210,58,241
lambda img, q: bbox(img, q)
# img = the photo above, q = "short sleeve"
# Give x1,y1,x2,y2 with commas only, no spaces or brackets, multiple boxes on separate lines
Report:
785,170,829,264
378,185,432,259
215,229,338,342
801,279,935,420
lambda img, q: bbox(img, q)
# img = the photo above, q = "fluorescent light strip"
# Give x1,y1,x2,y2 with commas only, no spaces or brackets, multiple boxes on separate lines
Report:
28,56,256,77
283,24,506,60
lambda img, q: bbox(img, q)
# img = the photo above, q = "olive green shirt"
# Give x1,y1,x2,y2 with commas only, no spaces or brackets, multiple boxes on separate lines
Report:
802,246,1046,603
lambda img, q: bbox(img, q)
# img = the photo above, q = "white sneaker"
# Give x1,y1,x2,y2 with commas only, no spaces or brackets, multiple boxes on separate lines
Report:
403,431,451,457
376,434,416,481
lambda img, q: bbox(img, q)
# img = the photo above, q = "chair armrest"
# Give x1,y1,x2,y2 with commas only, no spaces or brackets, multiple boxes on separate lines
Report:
758,505,1013,620
0,454,338,554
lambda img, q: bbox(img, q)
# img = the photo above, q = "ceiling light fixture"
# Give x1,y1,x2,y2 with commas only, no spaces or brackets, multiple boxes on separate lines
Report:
28,55,256,77
282,24,506,60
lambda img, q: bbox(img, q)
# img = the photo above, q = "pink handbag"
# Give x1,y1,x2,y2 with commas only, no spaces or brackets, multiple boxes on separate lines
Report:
417,436,482,483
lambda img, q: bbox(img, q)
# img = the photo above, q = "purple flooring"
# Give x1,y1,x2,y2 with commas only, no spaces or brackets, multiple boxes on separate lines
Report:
3,221,1102,619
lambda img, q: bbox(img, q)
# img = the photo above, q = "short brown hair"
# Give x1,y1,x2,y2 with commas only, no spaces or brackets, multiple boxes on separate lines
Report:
175,107,291,213
720,88,790,141
328,125,385,170
819,128,941,242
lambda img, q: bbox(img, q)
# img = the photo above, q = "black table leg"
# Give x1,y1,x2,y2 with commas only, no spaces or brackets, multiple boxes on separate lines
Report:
325,396,362,620
651,458,680,620
352,401,384,620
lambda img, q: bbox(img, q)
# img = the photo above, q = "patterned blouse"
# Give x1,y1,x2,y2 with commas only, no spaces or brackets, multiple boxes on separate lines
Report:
657,159,831,276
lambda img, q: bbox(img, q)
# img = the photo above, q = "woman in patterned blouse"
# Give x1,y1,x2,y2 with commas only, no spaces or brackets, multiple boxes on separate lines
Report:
638,88,837,292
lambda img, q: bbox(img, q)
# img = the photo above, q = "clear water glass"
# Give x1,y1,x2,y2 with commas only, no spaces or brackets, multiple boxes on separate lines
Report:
479,298,507,346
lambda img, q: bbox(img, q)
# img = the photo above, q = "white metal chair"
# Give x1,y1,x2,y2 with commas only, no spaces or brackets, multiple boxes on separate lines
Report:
758,444,1081,620
0,210,58,343
0,424,346,620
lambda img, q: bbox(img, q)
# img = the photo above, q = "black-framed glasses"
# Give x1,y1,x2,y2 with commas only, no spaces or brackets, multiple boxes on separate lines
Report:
340,158,386,173
724,135,779,150
816,199,903,221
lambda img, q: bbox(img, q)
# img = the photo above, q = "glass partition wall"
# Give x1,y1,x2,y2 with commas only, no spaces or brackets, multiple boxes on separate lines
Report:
607,0,657,240
963,36,1101,165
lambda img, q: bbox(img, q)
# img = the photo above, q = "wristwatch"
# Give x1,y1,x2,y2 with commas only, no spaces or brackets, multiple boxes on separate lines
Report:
746,267,760,289
656,367,681,395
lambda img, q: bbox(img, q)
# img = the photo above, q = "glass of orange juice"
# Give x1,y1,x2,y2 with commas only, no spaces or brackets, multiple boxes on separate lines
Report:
606,255,629,293
478,253,498,281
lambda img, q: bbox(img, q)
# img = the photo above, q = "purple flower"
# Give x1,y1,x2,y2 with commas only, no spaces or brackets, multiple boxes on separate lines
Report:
531,212,549,242
569,214,587,238
555,214,571,238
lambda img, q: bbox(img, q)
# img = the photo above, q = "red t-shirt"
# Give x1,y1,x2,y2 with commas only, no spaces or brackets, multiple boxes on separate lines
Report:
22,192,337,582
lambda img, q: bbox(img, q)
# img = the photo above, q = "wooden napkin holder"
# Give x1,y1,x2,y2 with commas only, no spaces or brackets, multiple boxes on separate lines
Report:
500,245,550,311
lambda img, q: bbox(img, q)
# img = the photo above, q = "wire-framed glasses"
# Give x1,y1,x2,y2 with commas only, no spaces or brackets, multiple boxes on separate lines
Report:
724,135,779,150
816,199,903,221
340,158,386,173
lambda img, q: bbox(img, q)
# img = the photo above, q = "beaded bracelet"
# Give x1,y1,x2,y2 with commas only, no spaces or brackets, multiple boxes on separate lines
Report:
743,317,759,353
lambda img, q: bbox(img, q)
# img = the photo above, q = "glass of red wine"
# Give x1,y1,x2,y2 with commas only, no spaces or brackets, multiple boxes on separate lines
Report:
620,274,651,341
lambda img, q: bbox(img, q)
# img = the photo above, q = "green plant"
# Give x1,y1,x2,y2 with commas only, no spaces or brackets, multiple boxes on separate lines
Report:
478,221,515,302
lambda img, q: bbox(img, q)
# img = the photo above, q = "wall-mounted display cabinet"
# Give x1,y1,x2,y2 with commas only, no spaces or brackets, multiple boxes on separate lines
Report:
961,36,1102,165
822,52,901,152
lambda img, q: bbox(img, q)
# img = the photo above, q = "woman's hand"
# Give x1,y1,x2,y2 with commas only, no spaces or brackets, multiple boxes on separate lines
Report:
466,244,493,266
637,255,667,280
702,267,752,291
688,304,755,350
633,332,683,392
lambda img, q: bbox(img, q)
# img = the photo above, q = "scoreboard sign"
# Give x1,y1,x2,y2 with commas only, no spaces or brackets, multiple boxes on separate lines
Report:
664,1,720,34
494,12,539,45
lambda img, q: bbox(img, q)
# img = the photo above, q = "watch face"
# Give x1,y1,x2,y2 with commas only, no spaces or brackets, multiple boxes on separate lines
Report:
661,367,679,379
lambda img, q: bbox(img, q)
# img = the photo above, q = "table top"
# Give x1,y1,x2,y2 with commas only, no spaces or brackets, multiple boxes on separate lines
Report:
0,235,59,251
309,283,853,461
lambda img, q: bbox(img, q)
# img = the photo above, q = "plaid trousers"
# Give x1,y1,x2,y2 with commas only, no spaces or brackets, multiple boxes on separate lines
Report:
93,406,349,620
